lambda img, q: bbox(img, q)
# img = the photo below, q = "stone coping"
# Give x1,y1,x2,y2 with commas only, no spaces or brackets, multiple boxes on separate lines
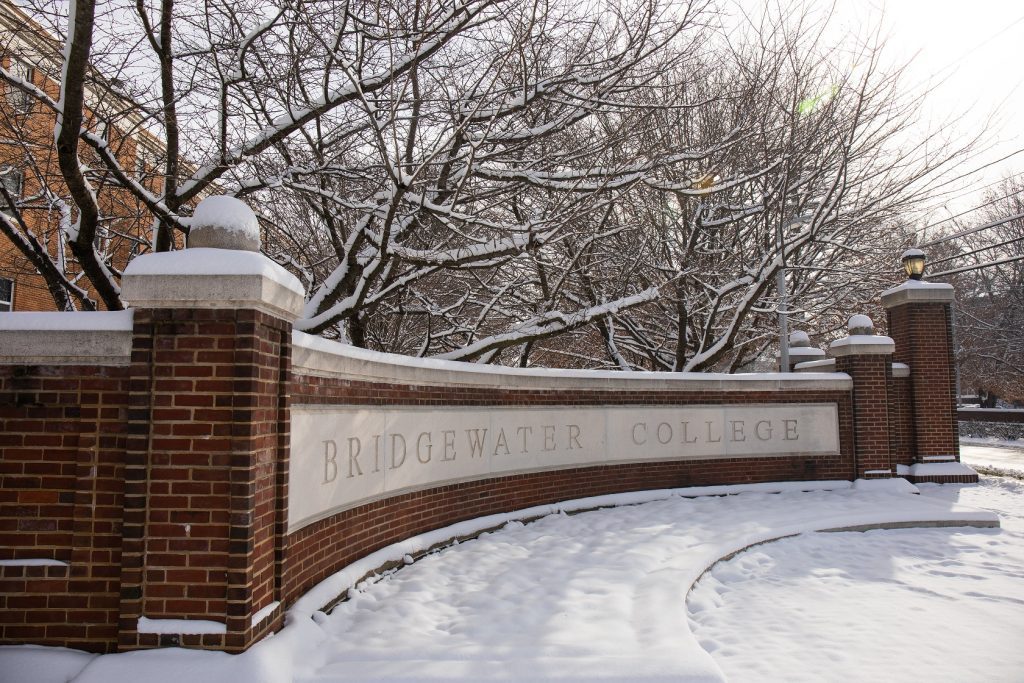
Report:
0,312,853,387
829,334,895,357
880,280,954,308
121,249,306,320
794,358,836,373
800,359,908,378
291,332,853,391
789,347,826,360
0,311,134,365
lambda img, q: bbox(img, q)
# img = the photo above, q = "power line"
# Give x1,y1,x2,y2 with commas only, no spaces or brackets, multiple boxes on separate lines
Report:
931,252,1024,278
930,234,1024,266
912,173,1023,219
903,12,1024,94
929,178,1008,207
922,145,1024,199
913,187,1022,234
938,13,1024,73
907,150,1024,235
919,209,1024,247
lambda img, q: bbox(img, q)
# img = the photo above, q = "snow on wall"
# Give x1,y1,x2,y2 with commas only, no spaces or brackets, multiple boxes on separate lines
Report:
292,330,852,389
0,309,134,331
123,248,303,293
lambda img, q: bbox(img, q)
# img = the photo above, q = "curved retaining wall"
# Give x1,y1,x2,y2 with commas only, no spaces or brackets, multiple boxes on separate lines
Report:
0,258,966,655
281,336,855,606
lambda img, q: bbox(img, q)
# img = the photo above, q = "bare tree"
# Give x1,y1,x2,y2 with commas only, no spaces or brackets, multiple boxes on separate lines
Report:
534,6,971,371
932,174,1024,403
1,0,157,312
1,0,974,370
245,0,723,357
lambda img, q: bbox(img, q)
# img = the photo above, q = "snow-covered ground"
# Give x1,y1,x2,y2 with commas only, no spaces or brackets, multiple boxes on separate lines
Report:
3,447,1023,682
688,476,1024,682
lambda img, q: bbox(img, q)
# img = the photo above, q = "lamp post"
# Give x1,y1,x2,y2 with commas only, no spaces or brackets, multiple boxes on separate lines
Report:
777,269,790,372
896,247,961,400
777,209,817,372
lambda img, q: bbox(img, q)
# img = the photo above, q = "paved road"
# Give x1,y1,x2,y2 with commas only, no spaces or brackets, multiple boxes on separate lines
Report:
961,440,1024,476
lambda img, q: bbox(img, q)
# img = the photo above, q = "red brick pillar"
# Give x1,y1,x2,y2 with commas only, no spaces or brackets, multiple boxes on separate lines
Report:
831,315,895,479
881,281,960,464
116,199,305,651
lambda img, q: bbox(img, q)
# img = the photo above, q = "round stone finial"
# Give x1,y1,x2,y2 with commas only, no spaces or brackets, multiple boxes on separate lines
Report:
848,314,874,336
789,330,811,348
187,195,261,252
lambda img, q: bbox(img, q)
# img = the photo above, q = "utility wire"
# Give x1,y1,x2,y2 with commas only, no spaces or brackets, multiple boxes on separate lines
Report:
913,174,1015,216
906,150,1024,235
930,234,1024,266
914,187,1022,234
910,13,1024,90
921,146,1024,199
919,209,1024,247
912,173,1023,219
931,252,1024,278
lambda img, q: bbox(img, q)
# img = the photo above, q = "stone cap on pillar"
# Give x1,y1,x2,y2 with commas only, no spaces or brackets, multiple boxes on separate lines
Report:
829,314,894,357
787,330,826,365
122,196,306,321
880,280,954,309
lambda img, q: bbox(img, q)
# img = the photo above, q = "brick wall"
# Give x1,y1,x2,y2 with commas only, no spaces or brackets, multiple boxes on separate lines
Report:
834,354,892,476
1,351,859,653
890,374,915,467
0,364,129,652
1,288,967,654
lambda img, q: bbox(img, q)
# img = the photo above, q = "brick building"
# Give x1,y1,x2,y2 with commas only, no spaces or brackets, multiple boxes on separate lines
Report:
1,0,164,312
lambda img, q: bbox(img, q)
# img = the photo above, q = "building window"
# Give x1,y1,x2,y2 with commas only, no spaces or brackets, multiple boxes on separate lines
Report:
5,59,36,113
94,225,110,253
0,277,13,312
0,166,23,215
135,146,147,176
96,118,111,142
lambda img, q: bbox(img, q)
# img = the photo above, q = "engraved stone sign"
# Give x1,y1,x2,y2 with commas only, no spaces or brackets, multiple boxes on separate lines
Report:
288,403,840,531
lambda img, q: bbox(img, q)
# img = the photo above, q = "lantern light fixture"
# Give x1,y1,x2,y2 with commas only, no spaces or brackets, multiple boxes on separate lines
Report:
901,248,926,280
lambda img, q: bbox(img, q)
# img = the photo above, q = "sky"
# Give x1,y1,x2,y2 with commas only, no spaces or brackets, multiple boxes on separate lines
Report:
828,0,1024,224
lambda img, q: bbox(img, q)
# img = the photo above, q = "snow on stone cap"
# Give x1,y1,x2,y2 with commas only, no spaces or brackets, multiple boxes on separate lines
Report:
901,247,925,259
883,279,953,293
188,195,260,252
0,309,134,331
123,248,303,295
847,314,874,335
789,330,811,347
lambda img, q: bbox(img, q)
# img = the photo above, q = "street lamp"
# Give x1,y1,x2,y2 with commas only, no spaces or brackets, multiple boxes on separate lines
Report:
901,248,926,280
777,207,818,372
777,268,790,372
